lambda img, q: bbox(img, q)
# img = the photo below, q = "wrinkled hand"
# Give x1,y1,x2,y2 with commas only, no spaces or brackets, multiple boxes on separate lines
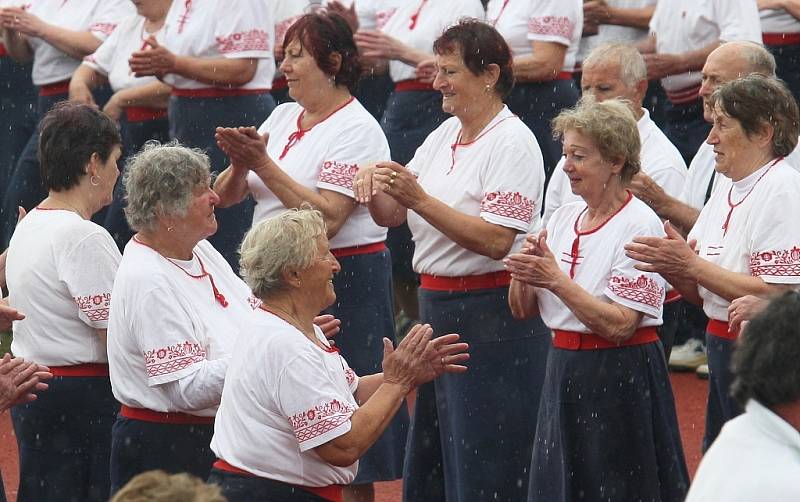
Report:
353,164,378,203
215,127,271,172
102,93,125,123
728,295,769,333
327,1,359,32
624,221,698,278
0,354,52,411
583,0,612,25
415,59,436,84
629,172,668,212
504,230,566,289
129,36,176,79
373,162,426,210
68,83,97,107
0,301,24,332
0,7,46,37
313,314,341,340
643,53,685,81
353,30,404,60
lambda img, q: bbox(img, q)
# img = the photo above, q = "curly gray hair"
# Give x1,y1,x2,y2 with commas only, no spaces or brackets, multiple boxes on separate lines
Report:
239,208,327,299
123,142,211,232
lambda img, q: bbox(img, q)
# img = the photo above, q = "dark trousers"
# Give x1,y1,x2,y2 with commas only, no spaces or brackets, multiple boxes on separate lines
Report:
663,99,711,167
658,299,681,362
208,469,330,502
168,93,275,271
768,42,800,104
109,417,215,495
703,333,743,451
354,73,393,123
674,299,708,347
10,375,118,502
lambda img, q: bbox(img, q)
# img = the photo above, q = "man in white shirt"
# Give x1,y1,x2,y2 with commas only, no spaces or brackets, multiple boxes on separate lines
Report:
686,290,800,502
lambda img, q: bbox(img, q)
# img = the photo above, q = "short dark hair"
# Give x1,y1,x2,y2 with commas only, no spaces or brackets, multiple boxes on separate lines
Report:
38,101,121,192
709,75,800,157
433,18,514,98
283,11,361,93
732,291,800,408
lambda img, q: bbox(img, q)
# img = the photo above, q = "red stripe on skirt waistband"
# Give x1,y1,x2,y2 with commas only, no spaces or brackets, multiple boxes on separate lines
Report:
125,106,168,122
552,326,659,350
171,87,270,98
39,79,70,96
707,319,737,340
763,32,800,46
120,405,214,425
665,83,701,105
331,241,385,258
665,290,682,303
49,363,109,377
394,79,434,92
420,271,511,292
213,460,344,501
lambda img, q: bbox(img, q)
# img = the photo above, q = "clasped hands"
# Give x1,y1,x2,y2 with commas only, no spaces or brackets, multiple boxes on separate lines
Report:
504,230,566,290
353,161,426,209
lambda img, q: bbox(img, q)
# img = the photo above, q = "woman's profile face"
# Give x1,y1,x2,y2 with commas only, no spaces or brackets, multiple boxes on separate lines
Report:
706,104,765,181
561,129,615,200
299,235,341,311
96,145,122,209
433,48,491,118
280,38,330,105
179,181,220,240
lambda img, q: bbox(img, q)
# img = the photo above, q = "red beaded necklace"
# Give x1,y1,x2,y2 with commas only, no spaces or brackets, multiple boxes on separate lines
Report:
721,157,782,236
409,0,428,30
279,97,355,160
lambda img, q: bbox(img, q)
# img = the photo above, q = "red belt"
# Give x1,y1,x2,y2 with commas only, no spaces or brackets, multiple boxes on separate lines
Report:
120,405,214,425
555,71,573,81
213,460,344,502
49,363,109,377
553,326,659,350
394,79,434,92
39,79,70,97
125,106,168,123
707,319,737,340
331,241,385,258
272,75,288,91
763,32,800,46
665,83,701,105
171,87,270,98
665,290,682,303
0,43,7,57
420,271,511,292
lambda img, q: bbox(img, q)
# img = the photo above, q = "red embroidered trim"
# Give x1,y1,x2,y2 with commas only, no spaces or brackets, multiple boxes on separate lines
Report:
216,29,270,54
143,341,207,377
319,160,359,190
288,398,356,444
607,274,664,309
344,368,356,387
528,16,575,40
449,116,515,174
275,15,302,47
409,0,428,30
749,247,800,277
90,22,116,36
722,157,782,236
480,191,534,224
247,296,262,310
491,0,511,26
279,97,354,160
74,293,111,322
177,0,192,34
376,8,398,30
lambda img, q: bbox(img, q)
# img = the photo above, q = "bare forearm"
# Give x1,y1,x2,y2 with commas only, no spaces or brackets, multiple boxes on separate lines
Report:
354,373,384,405
607,5,655,29
395,45,429,69
652,196,700,237
113,81,171,109
691,258,790,303
550,278,640,342
1,29,32,62
783,0,800,18
512,43,565,83
508,279,540,320
172,56,257,87
38,26,101,60
213,166,250,208
675,41,720,73
367,191,407,227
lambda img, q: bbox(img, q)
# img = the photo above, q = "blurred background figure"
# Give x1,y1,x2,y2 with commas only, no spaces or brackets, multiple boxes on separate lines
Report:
759,0,800,103
111,470,226,502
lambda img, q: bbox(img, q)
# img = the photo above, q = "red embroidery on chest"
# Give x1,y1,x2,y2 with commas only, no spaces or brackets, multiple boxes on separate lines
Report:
319,161,359,190
480,191,534,223
288,398,356,443
216,29,269,54
143,341,207,377
749,247,800,277
528,16,574,39
375,8,397,30
73,293,111,322
344,368,356,387
247,296,262,310
607,275,664,309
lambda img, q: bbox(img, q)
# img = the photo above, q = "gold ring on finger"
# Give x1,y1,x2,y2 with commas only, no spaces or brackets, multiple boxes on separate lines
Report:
389,178,395,186
391,171,397,179
356,179,364,185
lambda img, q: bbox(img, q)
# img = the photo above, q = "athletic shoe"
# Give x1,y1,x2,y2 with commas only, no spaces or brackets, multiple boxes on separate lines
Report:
696,363,709,380
668,338,707,371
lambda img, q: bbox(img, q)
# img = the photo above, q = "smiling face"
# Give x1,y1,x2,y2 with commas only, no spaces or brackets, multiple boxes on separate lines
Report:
433,49,491,119
280,38,330,106
706,104,768,181
298,235,341,311
561,129,621,202
180,180,220,241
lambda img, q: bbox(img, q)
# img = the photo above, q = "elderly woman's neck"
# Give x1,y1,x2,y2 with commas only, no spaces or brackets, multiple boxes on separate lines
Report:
458,99,505,143
583,184,629,227
262,294,317,333
135,229,196,261
41,189,92,220
300,87,353,127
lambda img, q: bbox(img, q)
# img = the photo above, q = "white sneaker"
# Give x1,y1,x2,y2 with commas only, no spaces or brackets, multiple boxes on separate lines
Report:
668,339,707,371
696,363,709,379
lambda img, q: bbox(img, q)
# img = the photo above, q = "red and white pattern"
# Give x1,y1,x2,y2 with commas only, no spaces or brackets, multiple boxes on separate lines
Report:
375,8,397,29
529,16,574,39
275,15,302,47
344,368,356,387
217,29,269,54
289,398,357,445
319,160,359,190
247,295,263,310
143,341,207,378
608,275,664,309
481,191,535,224
90,22,117,36
749,248,800,278
73,293,111,322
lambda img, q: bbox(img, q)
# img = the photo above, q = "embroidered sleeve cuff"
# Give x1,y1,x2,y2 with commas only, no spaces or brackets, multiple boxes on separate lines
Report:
290,398,357,452
750,248,800,283
74,293,111,328
317,160,360,198
604,274,665,319
144,341,207,386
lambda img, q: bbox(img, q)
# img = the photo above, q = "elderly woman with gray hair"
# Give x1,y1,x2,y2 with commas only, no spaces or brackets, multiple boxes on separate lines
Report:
208,208,469,502
507,97,688,501
106,144,341,494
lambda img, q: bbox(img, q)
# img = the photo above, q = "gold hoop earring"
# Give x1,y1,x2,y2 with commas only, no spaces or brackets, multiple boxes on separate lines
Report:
90,175,101,186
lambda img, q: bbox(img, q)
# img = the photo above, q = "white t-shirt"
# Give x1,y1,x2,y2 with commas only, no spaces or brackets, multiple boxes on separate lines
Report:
320,0,402,31
407,105,545,276
688,159,800,322
160,0,275,90
538,195,666,331
379,0,486,82
649,0,761,93
83,14,162,93
107,239,259,416
6,209,121,365
25,0,133,86
680,141,800,211
597,0,656,45
543,108,687,225
247,98,389,249
211,309,360,486
487,0,582,73
761,8,800,34
686,400,800,502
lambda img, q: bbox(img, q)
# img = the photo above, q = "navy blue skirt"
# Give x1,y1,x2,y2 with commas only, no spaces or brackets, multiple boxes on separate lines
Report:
404,286,551,502
529,341,689,502
703,332,743,451
325,247,407,483
208,469,330,502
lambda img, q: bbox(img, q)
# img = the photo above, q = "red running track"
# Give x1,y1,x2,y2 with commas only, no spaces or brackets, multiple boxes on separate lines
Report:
0,372,708,502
